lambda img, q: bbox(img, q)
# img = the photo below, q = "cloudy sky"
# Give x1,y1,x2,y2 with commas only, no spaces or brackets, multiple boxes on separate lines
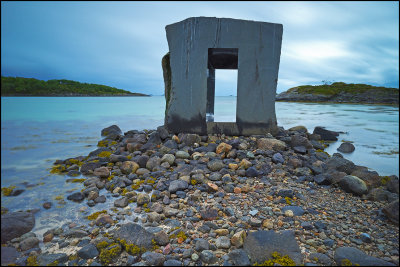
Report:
1,1,398,95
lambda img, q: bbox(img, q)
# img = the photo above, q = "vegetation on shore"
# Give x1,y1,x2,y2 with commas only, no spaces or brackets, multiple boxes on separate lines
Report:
286,82,398,96
276,82,399,105
1,76,149,96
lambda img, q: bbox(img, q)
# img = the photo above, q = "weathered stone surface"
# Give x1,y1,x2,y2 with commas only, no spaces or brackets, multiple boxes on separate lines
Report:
257,138,287,151
1,211,35,243
382,199,399,225
1,246,20,265
101,125,122,137
77,243,99,259
207,159,225,171
325,156,356,174
19,236,39,251
243,230,303,265
142,252,165,266
290,135,313,149
195,238,210,252
120,161,139,174
169,180,188,193
111,223,155,249
281,206,305,216
228,249,251,266
114,197,129,208
200,250,217,264
334,247,396,266
165,17,282,135
67,192,85,202
37,253,69,266
313,126,339,141
81,161,102,174
137,193,150,206
339,175,368,196
386,176,399,194
337,142,355,153
93,167,109,178
161,154,175,165
180,133,201,146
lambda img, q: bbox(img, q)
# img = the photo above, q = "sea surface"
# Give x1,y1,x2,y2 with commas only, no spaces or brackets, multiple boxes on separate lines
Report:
1,96,399,237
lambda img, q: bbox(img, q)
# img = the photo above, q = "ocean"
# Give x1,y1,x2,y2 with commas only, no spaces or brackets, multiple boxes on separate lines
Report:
1,96,399,236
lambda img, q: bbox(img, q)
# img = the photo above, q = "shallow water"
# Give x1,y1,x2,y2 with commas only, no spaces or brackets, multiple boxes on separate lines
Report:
1,96,399,237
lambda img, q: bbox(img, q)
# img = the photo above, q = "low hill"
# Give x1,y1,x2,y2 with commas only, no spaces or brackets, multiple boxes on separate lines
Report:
276,82,398,105
1,76,149,96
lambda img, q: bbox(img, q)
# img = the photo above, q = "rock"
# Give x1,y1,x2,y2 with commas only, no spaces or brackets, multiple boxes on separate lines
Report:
87,191,99,201
209,172,222,181
216,142,232,154
1,211,35,243
161,154,175,165
231,230,246,247
245,167,259,177
293,146,307,154
367,188,391,202
43,202,52,209
360,233,372,243
351,169,381,189
37,253,69,266
67,192,85,202
43,232,54,242
154,231,169,246
1,246,20,265
216,236,231,249
277,189,294,198
169,180,188,193
136,168,150,175
200,208,218,221
142,252,165,266
200,250,217,264
339,175,368,196
337,142,355,153
147,212,161,223
281,206,305,216
64,229,88,238
309,252,332,265
93,167,110,178
81,162,102,174
94,195,106,203
301,222,313,230
147,131,162,145
127,142,142,153
19,236,39,251
272,153,284,164
180,133,201,146
291,135,313,149
101,125,122,137
137,193,150,206
289,125,308,133
111,223,154,249
313,126,338,141
243,230,303,265
114,197,129,208
249,217,262,227
257,138,287,151
382,199,399,225
334,247,396,266
175,150,190,159
120,161,139,174
163,259,182,266
239,159,252,169
386,176,399,194
157,125,169,140
195,238,210,252
164,207,179,217
314,174,331,185
325,156,356,174
228,249,251,266
207,159,225,171
78,243,99,259
146,156,161,171
95,214,113,226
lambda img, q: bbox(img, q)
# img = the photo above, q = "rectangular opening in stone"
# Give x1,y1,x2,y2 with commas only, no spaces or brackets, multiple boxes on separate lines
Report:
207,48,238,123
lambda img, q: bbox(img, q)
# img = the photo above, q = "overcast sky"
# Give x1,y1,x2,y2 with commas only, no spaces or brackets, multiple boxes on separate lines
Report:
1,1,399,95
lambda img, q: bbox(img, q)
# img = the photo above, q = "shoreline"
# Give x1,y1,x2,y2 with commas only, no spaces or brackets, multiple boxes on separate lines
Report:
1,95,150,97
276,100,399,106
1,124,398,266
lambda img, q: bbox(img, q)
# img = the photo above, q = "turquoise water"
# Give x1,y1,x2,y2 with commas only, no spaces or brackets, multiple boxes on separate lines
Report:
1,96,398,235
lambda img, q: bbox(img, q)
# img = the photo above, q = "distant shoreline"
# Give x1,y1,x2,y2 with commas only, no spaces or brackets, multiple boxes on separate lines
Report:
276,99,399,106
1,94,151,97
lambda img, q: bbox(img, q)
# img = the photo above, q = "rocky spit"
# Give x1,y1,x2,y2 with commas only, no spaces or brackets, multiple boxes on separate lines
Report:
1,124,399,266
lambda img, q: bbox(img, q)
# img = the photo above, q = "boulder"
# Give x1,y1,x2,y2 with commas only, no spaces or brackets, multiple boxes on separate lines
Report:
337,142,355,153
169,180,188,193
382,199,399,225
290,135,313,149
339,175,368,196
142,252,165,266
351,169,380,189
101,125,122,137
111,223,155,249
180,133,201,146
81,162,102,174
228,249,251,266
93,167,110,178
313,126,338,141
114,197,129,208
334,247,396,266
1,211,35,243
1,246,20,265
77,243,99,259
324,156,356,174
257,138,287,151
243,230,303,265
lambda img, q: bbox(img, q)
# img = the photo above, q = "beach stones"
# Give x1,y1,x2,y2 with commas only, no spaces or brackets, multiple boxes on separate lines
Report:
257,138,286,151
114,197,129,208
243,230,303,265
337,142,355,153
207,159,225,171
137,193,150,206
120,161,139,174
290,135,313,149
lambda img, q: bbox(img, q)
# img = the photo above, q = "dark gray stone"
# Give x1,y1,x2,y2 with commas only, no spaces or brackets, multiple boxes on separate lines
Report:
1,211,35,243
114,197,129,208
382,199,399,225
245,167,259,177
325,156,356,174
301,222,313,230
337,142,355,153
111,223,155,249
334,247,396,266
291,135,313,149
78,244,99,259
168,180,188,193
1,246,20,265
281,206,305,216
309,253,332,265
37,253,69,265
163,259,182,266
64,229,88,238
19,236,39,251
94,195,106,203
200,250,217,264
272,153,284,164
313,127,338,141
207,159,225,171
243,230,303,265
228,249,251,266
339,175,368,196
101,125,122,137
314,174,331,185
195,238,210,252
67,192,85,202
142,252,165,266
277,189,294,198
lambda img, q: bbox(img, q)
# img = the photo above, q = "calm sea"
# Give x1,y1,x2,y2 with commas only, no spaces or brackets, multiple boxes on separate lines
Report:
1,96,399,236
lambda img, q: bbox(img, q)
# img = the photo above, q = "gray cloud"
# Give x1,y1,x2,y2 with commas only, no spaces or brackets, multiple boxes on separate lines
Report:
1,1,398,95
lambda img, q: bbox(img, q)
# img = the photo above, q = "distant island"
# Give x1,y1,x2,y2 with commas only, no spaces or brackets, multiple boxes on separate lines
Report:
1,76,149,96
276,82,399,105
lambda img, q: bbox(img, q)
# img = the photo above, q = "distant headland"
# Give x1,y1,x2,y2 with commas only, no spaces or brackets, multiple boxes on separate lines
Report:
1,76,149,96
276,82,399,105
